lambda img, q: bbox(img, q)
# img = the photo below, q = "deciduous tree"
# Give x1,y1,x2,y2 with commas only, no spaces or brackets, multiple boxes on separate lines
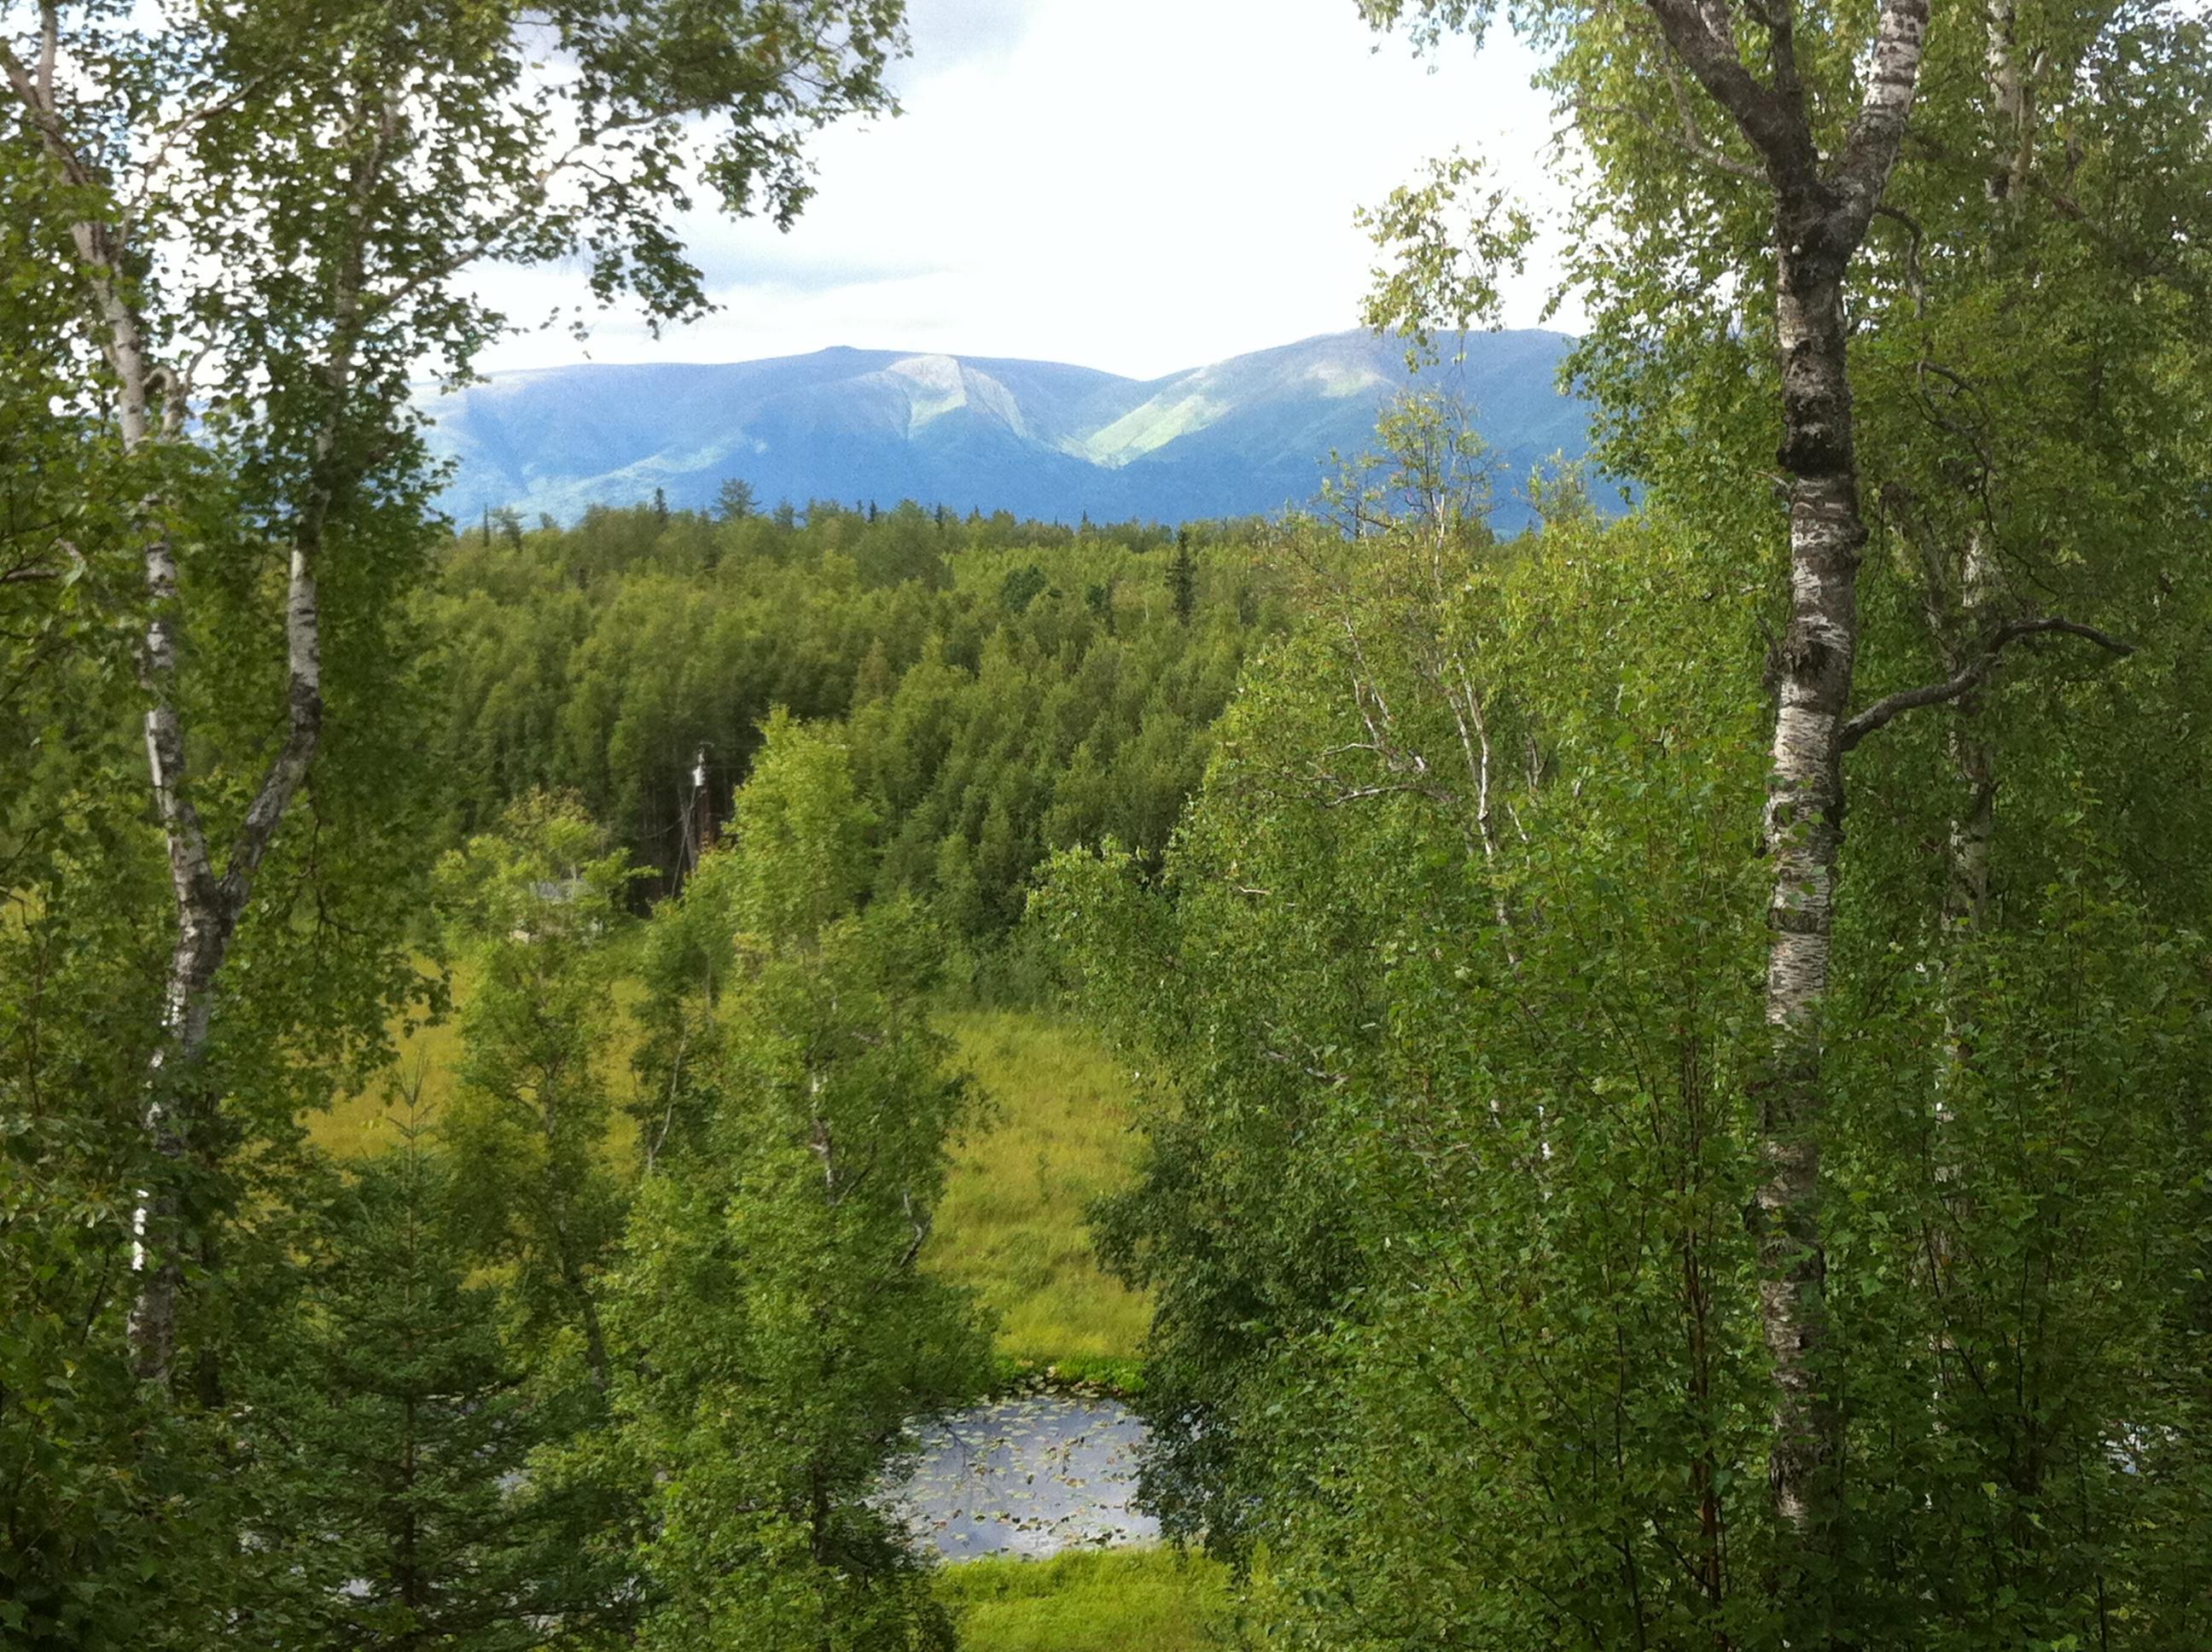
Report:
1359,1,2212,1607
614,718,987,1651
0,0,910,1394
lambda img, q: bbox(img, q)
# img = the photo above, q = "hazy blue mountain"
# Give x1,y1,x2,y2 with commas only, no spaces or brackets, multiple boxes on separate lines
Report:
423,329,1602,531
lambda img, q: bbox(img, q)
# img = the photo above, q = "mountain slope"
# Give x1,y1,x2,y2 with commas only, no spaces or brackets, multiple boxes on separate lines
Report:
424,329,1599,530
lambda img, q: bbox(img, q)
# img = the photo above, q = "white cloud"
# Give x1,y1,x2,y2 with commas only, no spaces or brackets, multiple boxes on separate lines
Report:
902,0,1040,71
477,0,1573,380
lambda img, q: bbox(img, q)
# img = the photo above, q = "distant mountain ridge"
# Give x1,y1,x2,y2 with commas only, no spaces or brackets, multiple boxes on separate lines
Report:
425,329,1600,531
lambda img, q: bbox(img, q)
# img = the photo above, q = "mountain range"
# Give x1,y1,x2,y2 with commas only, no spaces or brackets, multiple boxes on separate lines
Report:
424,328,1601,532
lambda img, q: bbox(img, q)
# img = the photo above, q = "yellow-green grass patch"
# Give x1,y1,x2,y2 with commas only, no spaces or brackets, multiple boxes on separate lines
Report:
311,976,1150,1372
928,1009,1151,1370
934,1548,1239,1652
305,957,645,1165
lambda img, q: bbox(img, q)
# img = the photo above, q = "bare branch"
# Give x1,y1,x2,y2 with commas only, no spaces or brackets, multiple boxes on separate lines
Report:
1316,778,1458,809
1260,1043,1351,1088
896,1189,931,1271
1838,617,2134,752
1873,203,1926,318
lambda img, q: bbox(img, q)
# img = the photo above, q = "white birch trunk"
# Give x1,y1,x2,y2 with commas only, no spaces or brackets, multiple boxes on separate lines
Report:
1,42,376,1385
1755,245,1862,1535
1643,0,1931,1549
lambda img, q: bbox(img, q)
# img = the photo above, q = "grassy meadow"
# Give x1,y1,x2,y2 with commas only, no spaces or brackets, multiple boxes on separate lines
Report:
302,956,649,1164
308,971,1150,1372
934,1550,1239,1652
927,1009,1150,1377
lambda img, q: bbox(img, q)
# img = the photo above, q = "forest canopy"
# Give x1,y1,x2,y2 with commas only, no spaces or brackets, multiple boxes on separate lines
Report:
427,503,1277,957
4,0,2211,1647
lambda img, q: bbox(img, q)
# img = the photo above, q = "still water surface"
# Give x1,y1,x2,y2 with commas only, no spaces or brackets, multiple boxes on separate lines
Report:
889,1393,1156,1559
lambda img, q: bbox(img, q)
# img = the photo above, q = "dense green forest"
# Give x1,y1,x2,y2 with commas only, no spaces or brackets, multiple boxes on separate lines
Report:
429,503,1276,958
7,0,2212,1649
1055,490,2212,1644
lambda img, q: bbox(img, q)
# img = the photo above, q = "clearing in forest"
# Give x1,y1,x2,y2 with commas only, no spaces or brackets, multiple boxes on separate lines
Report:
309,978,1150,1373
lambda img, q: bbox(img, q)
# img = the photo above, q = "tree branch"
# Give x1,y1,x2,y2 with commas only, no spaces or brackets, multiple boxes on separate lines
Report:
1643,0,1810,179
360,109,675,323
1837,617,2133,752
1580,94,1764,182
124,73,276,224
1873,203,1927,318
1905,127,2212,314
1831,0,1932,234
36,0,57,107
214,72,398,916
0,36,100,193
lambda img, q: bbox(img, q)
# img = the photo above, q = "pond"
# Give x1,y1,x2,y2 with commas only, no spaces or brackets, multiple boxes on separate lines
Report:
889,1393,1157,1560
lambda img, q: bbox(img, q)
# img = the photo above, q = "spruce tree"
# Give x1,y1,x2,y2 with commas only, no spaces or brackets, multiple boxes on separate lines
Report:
437,794,635,1391
251,1102,583,1649
1169,528,1196,625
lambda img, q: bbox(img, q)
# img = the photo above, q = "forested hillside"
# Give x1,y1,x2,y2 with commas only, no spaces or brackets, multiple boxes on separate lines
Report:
429,501,1279,958
424,329,1602,532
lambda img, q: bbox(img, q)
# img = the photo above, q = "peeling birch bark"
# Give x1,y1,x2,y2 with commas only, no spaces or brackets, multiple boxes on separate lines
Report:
1644,0,1932,1550
1941,528,1999,945
1,43,381,1386
1984,0,2034,209
1755,243,1863,1538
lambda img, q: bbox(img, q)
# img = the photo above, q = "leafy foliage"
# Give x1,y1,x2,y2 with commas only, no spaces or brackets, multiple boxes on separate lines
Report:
245,1107,602,1649
611,716,992,1651
439,794,637,1388
2,0,911,1636
425,503,1281,965
1050,478,2212,1646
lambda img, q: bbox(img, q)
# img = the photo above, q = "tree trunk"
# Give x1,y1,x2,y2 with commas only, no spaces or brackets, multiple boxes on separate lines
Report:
126,519,326,1384
112,90,369,1383
1940,526,1999,934
1983,0,2034,210
1754,221,1864,1539
1640,0,1930,1567
126,925,223,1384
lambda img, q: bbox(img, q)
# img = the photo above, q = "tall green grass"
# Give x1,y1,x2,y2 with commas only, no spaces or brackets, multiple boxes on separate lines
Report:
935,1550,1238,1652
928,1009,1150,1374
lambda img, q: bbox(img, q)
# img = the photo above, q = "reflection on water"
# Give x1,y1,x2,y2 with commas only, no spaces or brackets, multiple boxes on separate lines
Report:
889,1393,1156,1559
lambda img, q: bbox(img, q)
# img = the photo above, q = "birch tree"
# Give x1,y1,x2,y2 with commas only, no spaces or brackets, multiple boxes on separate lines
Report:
1361,0,2212,1579
1043,504,1786,1647
1043,460,2210,1650
0,0,908,1391
1366,0,1934,1569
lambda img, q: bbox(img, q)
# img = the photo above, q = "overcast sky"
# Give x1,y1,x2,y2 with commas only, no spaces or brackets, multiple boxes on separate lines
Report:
477,0,1572,381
